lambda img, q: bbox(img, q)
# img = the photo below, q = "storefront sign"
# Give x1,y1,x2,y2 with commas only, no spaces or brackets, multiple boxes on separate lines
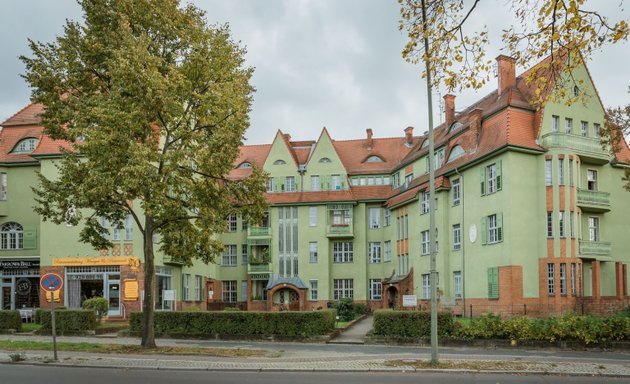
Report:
52,256,140,267
402,295,417,307
0,260,39,270
124,279,139,301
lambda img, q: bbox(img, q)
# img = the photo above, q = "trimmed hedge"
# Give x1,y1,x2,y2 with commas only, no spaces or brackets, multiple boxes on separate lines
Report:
455,313,630,344
129,310,336,338
0,310,22,332
38,310,97,332
373,310,454,338
333,298,367,321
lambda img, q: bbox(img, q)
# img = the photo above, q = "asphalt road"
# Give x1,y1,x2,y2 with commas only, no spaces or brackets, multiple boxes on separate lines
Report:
2,365,630,384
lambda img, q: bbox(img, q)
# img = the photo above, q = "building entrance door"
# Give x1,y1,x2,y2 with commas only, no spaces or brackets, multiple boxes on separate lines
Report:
107,281,121,316
1,283,12,310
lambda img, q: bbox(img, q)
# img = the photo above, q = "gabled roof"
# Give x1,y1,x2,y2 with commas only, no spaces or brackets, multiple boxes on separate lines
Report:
333,135,419,175
1,103,45,127
229,144,271,179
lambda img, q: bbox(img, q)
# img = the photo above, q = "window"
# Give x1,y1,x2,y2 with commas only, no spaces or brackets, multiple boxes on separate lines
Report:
241,244,248,264
267,177,275,192
565,118,573,134
384,240,391,262
420,191,430,214
100,217,110,240
570,212,575,238
573,85,580,97
392,173,400,188
547,212,553,237
222,281,237,303
588,217,599,242
587,170,598,191
0,222,24,250
319,157,331,163
331,175,341,190
421,230,430,255
311,175,320,191
333,279,353,300
569,159,574,186
545,159,553,186
435,148,445,169
273,159,286,165
486,163,498,193
483,213,503,244
309,206,317,226
237,162,252,169
552,115,559,132
487,267,499,299
368,208,380,229
369,242,381,263
183,274,191,301
124,214,133,241
310,280,318,301
369,279,382,300
195,275,202,301
481,161,502,195
560,263,567,295
570,263,577,296
11,138,38,153
227,213,237,232
559,211,565,237
222,245,237,266
333,241,353,263
447,145,465,163
558,158,564,185
112,221,121,241
405,173,413,187
351,178,359,186
384,209,391,227
547,263,555,295
452,178,460,206
309,242,318,263
366,155,383,163
594,123,601,137
285,176,295,192
383,176,390,185
0,173,6,200
241,281,248,302
452,224,461,250
581,121,588,137
453,271,463,298
422,274,431,299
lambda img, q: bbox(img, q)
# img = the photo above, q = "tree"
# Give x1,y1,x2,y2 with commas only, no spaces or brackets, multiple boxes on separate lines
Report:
603,87,630,190
398,0,629,105
21,0,267,348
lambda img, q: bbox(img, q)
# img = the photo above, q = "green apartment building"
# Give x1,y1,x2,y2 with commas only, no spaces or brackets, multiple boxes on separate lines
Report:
1,55,629,317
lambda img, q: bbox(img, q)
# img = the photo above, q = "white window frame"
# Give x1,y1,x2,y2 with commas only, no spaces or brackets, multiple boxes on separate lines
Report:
547,212,553,237
452,178,460,206
420,191,430,214
222,280,237,303
0,173,6,201
368,208,381,229
222,244,237,266
422,274,430,299
195,275,202,301
552,115,559,132
267,177,275,192
285,176,295,192
309,206,317,227
368,242,381,263
559,211,565,237
587,169,598,191
488,214,499,243
558,158,564,185
487,163,497,193
227,213,237,232
421,230,430,255
333,241,353,263
565,118,573,134
310,280,318,301
331,175,341,190
311,175,320,191
570,263,576,296
581,121,588,137
454,271,462,298
547,263,555,295
369,279,382,300
333,279,353,300
125,214,133,241
452,224,461,250
545,159,553,186
588,216,599,242
593,123,601,137
384,240,391,262
309,241,318,263
0,222,24,250
560,263,567,295
183,274,191,301
384,209,391,227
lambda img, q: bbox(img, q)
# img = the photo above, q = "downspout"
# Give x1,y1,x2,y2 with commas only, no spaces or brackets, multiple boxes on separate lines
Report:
455,167,465,316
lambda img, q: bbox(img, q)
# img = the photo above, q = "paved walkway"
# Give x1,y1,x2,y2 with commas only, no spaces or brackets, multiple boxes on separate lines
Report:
328,316,373,344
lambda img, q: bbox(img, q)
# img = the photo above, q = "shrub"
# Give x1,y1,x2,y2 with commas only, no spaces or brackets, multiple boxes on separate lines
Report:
0,311,22,332
334,298,355,321
129,310,335,338
38,310,97,332
82,297,109,322
372,310,454,338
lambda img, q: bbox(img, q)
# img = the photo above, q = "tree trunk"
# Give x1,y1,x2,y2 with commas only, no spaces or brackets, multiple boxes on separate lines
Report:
141,215,156,348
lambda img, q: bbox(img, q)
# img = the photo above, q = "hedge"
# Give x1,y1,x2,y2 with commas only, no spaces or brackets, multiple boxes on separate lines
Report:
0,311,22,332
372,310,454,338
129,310,336,338
38,310,97,332
454,313,630,344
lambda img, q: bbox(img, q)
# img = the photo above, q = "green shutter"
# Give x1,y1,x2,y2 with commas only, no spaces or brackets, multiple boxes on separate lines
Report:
481,217,487,245
496,160,502,191
23,230,37,249
480,166,486,195
497,212,503,242
487,267,499,299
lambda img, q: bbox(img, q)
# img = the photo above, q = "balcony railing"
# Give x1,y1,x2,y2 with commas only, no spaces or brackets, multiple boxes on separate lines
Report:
247,263,272,273
579,240,612,257
539,133,610,162
163,256,185,266
247,226,271,237
577,189,611,212
326,223,354,237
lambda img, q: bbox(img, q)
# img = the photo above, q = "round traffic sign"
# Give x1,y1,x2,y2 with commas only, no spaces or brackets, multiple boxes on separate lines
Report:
40,273,63,292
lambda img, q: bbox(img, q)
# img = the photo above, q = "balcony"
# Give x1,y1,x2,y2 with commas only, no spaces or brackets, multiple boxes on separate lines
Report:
326,223,354,238
247,262,272,280
539,133,611,164
577,189,611,213
579,240,612,259
163,255,185,266
247,226,271,238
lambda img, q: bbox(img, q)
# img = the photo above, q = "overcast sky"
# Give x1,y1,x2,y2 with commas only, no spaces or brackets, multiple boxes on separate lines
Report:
1,0,628,144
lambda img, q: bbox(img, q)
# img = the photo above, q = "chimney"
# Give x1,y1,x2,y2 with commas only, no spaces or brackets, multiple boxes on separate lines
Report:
283,133,291,142
404,126,414,147
469,108,483,140
496,55,516,95
444,94,455,128
366,128,373,150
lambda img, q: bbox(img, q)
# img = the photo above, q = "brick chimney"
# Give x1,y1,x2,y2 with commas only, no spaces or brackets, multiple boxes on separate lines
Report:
496,55,516,95
283,133,291,142
444,94,455,128
469,108,483,140
404,126,414,147
366,128,373,150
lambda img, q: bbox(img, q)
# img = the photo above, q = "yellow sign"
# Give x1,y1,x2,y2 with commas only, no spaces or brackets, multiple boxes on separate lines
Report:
45,291,61,303
123,279,139,301
52,256,140,268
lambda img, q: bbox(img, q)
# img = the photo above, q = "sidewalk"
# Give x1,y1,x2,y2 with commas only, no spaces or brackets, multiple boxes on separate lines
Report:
328,315,373,344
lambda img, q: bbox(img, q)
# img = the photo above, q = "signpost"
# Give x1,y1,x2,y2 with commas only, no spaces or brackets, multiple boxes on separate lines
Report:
40,272,63,361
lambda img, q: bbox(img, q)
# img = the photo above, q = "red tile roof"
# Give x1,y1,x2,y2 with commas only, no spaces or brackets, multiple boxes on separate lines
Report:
333,135,419,175
1,103,45,127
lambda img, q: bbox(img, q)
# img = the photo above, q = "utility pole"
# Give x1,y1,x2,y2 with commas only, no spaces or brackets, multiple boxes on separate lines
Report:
420,0,439,364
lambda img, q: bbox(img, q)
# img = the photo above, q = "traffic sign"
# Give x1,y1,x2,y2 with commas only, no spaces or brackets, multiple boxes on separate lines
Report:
40,272,63,292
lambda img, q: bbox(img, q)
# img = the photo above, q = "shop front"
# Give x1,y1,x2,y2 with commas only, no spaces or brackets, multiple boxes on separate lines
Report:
0,259,40,310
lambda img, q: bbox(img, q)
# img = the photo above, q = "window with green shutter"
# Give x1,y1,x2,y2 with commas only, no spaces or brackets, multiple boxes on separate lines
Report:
482,213,503,245
487,267,499,299
481,161,502,195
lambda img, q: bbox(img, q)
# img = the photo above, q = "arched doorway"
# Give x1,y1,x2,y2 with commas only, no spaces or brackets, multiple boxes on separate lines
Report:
266,280,307,311
386,286,398,309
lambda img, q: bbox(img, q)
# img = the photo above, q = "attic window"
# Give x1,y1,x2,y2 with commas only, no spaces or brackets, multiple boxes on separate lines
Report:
446,145,465,163
421,139,429,149
365,155,384,163
319,157,332,163
448,121,463,133
273,159,286,165
238,162,252,169
11,138,38,154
